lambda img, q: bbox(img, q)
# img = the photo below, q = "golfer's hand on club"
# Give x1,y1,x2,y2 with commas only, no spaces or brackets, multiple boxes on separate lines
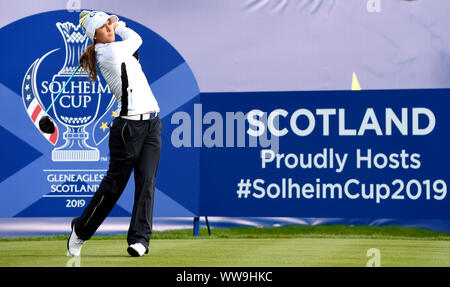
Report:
114,21,127,30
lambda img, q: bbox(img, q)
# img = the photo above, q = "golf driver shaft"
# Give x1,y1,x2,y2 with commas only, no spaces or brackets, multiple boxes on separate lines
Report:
45,65,81,115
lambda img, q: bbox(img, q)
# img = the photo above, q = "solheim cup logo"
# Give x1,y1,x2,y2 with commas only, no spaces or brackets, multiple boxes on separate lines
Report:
22,21,116,162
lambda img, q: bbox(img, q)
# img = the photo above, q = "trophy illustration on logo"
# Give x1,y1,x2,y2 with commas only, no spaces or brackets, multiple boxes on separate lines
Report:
22,21,116,162
51,22,101,161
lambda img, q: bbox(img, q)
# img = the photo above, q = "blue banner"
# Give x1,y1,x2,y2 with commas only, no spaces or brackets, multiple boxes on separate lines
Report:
196,89,450,219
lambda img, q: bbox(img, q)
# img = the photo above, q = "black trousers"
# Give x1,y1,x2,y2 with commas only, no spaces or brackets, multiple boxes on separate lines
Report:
74,115,162,249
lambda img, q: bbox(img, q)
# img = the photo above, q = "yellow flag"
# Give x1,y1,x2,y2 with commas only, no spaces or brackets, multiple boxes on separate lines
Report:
352,72,361,90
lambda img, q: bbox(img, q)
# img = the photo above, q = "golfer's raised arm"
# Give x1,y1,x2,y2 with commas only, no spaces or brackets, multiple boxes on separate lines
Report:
112,21,142,57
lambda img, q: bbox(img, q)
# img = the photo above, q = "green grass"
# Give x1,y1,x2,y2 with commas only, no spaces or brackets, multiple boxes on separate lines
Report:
0,225,449,267
1,225,449,241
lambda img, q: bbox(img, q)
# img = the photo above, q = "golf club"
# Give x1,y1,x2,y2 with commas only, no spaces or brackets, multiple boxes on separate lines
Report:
39,65,81,134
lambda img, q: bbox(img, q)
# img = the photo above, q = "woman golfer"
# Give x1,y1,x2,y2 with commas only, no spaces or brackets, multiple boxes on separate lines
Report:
67,10,162,257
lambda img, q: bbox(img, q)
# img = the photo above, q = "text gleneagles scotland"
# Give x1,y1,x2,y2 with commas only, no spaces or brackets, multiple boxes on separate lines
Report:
233,107,447,203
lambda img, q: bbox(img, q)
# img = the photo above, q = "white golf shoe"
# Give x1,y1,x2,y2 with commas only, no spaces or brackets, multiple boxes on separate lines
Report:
66,218,85,257
127,243,148,257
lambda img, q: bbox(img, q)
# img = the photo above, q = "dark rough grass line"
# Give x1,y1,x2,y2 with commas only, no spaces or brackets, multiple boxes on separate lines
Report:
1,225,449,242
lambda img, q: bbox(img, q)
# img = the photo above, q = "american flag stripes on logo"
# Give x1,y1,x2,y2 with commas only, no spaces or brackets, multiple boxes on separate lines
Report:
22,59,59,145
